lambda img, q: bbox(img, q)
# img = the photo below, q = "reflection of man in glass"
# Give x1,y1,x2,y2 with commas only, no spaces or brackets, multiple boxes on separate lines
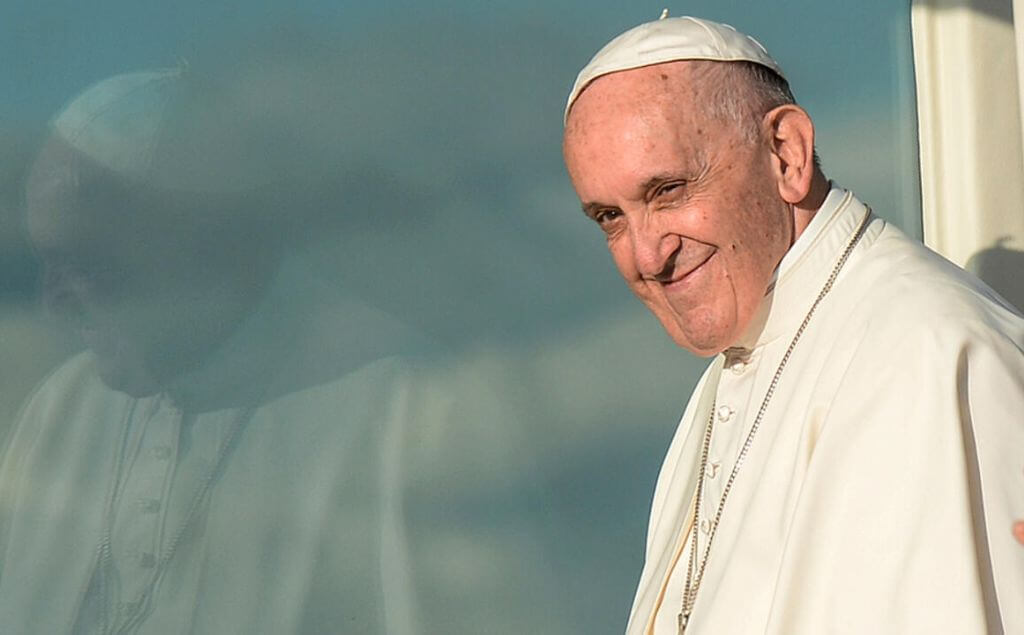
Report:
562,15,1024,634
0,68,423,633
26,82,279,400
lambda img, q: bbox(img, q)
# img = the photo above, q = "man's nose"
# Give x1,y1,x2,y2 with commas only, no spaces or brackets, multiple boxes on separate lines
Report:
630,218,680,280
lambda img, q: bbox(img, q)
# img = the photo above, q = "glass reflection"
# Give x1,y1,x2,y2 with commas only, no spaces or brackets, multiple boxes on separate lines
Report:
4,64,435,632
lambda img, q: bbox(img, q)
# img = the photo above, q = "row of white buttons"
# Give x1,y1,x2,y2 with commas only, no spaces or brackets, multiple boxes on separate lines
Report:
707,403,735,483
697,352,752,537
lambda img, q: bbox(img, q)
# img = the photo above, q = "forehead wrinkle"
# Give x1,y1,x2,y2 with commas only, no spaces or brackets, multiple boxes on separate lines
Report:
567,64,718,149
564,62,725,209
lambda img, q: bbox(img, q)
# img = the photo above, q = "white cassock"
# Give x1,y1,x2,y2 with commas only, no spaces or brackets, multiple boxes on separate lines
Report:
629,186,1024,634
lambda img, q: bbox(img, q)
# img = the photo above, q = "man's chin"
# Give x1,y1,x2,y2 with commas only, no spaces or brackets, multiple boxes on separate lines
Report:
658,313,733,357
675,337,727,358
89,351,162,398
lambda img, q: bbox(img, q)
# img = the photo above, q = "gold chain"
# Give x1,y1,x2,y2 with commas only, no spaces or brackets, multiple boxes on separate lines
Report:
678,209,872,633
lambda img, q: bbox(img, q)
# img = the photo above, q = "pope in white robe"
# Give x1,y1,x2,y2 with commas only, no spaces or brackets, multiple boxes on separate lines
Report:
561,15,1024,635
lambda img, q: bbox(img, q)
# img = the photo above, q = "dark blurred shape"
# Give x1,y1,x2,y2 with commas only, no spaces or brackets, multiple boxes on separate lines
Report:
966,237,1024,313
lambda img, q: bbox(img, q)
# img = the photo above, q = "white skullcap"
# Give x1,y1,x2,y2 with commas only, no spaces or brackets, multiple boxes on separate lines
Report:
50,66,271,193
53,68,184,182
565,14,783,123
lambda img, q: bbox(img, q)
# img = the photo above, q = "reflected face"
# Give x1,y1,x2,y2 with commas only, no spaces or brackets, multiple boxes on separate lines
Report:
26,138,270,396
563,63,793,356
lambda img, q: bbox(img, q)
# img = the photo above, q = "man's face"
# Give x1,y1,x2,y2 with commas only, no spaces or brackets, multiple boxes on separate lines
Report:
563,62,794,356
26,137,272,396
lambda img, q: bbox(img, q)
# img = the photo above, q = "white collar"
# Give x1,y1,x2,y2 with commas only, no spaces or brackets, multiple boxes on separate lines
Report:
730,184,876,351
776,182,846,279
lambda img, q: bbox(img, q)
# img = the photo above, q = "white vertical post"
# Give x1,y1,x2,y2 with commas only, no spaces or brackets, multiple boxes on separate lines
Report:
911,0,1024,270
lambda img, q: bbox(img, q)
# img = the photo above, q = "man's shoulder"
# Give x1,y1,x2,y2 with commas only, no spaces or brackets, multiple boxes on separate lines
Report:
842,222,1024,346
13,352,131,435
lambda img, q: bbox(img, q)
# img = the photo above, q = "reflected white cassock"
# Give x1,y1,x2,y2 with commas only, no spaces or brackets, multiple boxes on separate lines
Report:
0,258,425,634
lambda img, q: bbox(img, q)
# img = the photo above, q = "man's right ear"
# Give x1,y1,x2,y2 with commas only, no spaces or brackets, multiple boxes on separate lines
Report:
764,104,816,206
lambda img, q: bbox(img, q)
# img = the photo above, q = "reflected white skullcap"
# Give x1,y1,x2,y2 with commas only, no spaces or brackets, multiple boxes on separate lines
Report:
53,68,185,183
50,65,270,193
564,13,783,123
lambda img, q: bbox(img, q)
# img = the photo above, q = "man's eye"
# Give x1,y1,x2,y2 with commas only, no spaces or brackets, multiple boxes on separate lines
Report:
594,209,622,225
656,181,686,197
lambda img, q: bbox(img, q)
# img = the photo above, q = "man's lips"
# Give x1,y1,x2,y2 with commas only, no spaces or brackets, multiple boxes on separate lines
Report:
658,249,716,289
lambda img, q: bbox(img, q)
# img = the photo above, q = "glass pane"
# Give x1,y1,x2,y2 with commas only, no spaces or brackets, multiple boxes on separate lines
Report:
0,2,919,633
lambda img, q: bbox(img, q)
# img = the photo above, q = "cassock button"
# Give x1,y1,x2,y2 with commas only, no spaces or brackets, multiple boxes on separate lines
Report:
700,519,712,534
729,361,747,375
705,461,721,479
716,406,735,423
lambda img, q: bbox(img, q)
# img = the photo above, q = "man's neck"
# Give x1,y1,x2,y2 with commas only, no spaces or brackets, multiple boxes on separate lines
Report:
792,171,831,241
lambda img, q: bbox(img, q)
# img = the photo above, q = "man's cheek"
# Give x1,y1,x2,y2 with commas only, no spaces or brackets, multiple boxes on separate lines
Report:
630,280,663,307
609,244,635,280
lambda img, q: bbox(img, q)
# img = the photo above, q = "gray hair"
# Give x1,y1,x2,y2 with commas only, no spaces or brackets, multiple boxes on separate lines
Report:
693,60,821,169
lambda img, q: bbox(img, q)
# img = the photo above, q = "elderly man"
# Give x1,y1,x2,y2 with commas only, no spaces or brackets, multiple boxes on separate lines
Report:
562,15,1024,635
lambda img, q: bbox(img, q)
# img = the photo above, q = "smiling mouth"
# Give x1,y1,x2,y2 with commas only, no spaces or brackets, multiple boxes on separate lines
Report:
659,250,716,289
